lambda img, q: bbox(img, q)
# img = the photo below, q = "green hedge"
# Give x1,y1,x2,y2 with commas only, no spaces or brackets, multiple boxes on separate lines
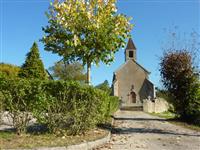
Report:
0,77,119,135
0,78,42,134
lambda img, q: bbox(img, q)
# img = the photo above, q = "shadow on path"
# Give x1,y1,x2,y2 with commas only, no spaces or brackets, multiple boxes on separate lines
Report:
113,116,166,122
111,127,200,137
98,116,200,138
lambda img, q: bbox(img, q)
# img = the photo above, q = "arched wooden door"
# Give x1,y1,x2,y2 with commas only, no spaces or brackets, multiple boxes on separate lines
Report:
130,91,136,103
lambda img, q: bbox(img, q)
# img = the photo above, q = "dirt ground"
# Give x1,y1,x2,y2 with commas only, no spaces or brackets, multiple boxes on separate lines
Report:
95,111,200,150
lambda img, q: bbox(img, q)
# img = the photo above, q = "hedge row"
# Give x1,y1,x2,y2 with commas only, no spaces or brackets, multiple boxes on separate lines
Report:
0,77,119,135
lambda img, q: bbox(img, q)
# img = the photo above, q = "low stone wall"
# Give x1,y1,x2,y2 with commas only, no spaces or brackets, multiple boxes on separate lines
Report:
143,98,169,113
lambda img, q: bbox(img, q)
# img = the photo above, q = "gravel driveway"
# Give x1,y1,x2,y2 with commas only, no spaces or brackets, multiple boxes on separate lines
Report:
95,110,200,150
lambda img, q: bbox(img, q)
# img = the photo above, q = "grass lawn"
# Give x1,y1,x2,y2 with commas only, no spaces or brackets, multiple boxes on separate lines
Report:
0,128,108,149
150,111,176,119
149,111,200,131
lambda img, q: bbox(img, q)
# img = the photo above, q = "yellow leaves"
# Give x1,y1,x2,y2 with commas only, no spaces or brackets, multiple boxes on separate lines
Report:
43,0,133,67
111,3,117,12
74,35,78,46
64,22,68,27
74,34,81,46
66,40,70,45
97,0,104,6
87,11,92,20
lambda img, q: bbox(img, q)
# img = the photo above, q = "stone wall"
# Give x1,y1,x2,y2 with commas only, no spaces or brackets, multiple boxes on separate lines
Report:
143,98,169,113
113,79,119,97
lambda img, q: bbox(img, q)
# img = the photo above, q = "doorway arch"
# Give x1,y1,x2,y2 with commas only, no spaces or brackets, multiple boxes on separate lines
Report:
130,91,136,103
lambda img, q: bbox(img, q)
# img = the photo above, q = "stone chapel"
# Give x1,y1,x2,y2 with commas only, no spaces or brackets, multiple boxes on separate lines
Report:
112,38,155,107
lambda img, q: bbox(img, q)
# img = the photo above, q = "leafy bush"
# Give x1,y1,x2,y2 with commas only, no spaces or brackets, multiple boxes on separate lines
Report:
0,63,20,78
34,81,117,134
0,77,119,135
185,79,200,125
0,91,4,125
0,77,40,134
109,96,120,114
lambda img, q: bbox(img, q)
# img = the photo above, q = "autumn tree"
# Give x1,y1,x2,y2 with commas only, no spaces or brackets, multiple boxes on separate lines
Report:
160,29,200,122
18,42,47,80
49,61,87,82
42,0,132,84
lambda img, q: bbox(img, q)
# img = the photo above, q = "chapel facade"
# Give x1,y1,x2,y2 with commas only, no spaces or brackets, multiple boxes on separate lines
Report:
112,38,155,107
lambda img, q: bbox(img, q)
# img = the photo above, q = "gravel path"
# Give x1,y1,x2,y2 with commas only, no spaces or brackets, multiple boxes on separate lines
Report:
95,111,200,150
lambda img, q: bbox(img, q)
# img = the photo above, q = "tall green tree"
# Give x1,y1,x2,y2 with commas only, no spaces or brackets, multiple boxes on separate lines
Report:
42,0,132,84
49,61,87,82
95,80,111,95
18,42,47,79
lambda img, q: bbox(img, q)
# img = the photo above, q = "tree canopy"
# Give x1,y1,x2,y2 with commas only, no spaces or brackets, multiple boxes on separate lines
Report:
160,28,200,122
42,0,132,83
160,51,200,120
18,42,47,80
49,61,87,82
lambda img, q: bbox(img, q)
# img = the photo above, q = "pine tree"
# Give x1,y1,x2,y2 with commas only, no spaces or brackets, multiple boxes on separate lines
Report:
19,42,47,79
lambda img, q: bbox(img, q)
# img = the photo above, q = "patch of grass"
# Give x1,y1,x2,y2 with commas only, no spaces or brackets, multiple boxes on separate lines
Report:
167,119,200,131
0,128,108,149
149,111,200,131
0,130,15,139
150,111,176,119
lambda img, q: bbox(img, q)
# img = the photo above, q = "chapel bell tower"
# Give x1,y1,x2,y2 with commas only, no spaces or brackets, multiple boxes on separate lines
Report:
125,38,136,62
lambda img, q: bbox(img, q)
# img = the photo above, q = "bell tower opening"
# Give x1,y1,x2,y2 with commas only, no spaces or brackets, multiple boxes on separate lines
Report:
129,51,134,58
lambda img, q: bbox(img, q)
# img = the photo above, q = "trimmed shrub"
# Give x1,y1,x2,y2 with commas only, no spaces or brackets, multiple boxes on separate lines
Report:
0,78,119,135
0,77,41,134
34,81,115,134
109,96,120,114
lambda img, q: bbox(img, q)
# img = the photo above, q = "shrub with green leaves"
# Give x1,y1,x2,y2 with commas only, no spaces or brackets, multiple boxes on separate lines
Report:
0,77,41,134
185,79,200,125
0,63,20,78
34,81,118,135
0,77,119,135
109,96,120,114
0,91,4,125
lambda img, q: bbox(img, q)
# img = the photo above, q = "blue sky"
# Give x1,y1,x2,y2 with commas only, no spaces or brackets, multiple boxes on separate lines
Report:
0,0,199,87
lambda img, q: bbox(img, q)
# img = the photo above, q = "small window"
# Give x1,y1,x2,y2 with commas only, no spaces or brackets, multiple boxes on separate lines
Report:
129,51,133,58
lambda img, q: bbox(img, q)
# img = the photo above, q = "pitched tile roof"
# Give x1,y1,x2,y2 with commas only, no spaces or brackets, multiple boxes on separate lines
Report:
114,59,150,74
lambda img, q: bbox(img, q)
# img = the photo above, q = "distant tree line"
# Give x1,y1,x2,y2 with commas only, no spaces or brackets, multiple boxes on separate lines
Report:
0,42,87,82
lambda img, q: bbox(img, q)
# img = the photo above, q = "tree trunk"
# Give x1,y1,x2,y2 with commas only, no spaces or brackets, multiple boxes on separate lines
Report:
86,62,91,85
